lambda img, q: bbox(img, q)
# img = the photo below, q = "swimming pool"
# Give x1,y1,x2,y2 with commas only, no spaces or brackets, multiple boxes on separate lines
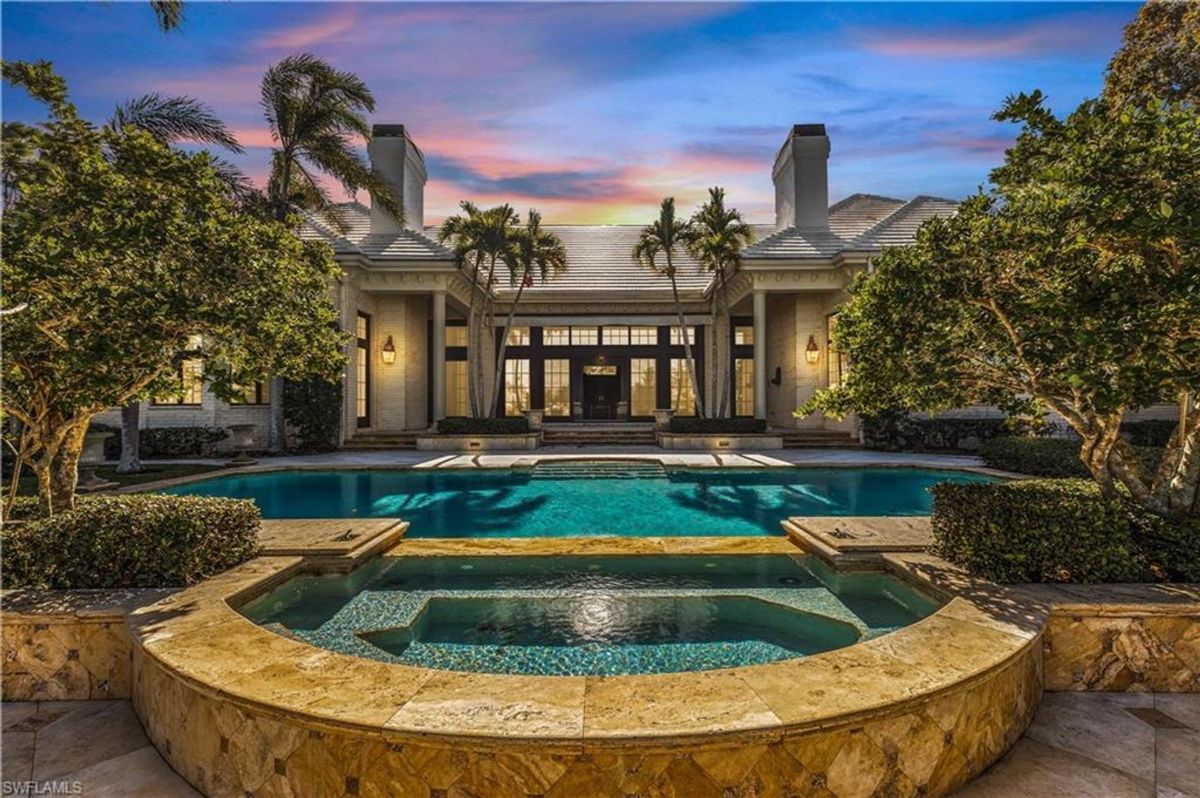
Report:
239,554,941,675
165,463,994,537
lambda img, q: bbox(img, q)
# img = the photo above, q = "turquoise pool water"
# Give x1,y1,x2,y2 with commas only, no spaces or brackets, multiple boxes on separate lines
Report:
240,554,941,675
165,464,993,537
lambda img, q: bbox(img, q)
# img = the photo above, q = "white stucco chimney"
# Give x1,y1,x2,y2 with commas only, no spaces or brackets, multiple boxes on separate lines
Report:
772,124,830,230
367,124,426,234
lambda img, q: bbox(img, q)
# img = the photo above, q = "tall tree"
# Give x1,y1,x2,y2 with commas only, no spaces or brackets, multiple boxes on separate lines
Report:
490,210,567,416
684,187,755,418
2,61,345,516
633,198,704,418
259,53,399,448
1103,0,1199,108
802,90,1199,518
437,203,519,416
107,93,245,474
150,1,184,31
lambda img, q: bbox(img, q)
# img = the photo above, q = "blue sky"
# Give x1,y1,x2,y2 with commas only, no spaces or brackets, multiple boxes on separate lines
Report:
2,2,1138,223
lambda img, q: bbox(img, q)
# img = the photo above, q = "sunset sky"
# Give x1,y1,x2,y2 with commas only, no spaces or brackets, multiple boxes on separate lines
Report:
2,2,1138,224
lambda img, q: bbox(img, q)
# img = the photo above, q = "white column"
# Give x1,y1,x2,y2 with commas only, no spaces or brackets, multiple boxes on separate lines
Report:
431,291,446,423
753,289,767,420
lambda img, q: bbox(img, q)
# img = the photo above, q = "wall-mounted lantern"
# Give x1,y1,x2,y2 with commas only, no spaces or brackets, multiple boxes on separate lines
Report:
805,335,820,364
381,335,397,365
770,366,782,386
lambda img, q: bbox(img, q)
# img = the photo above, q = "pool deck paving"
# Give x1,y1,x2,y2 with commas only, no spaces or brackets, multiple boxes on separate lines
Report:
4,693,1194,796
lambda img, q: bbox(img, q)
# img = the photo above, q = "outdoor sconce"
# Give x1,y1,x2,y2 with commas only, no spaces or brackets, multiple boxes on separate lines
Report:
805,335,820,364
770,367,782,386
381,335,397,365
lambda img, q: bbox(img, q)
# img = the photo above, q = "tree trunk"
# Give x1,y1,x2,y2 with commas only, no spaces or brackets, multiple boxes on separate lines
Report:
716,268,732,418
34,421,89,516
475,255,500,417
116,402,143,474
668,255,705,418
488,275,528,417
465,254,483,417
268,377,286,451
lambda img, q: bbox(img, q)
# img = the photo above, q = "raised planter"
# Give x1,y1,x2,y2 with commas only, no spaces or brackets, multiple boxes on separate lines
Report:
416,432,541,451
657,432,783,450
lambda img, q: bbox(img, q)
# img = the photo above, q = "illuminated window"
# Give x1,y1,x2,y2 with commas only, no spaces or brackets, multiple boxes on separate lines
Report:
735,359,754,417
230,382,270,405
630,358,657,417
571,327,598,346
544,359,570,417
506,326,530,346
504,359,530,415
670,326,695,346
542,326,570,346
154,335,204,405
356,313,370,426
670,358,697,416
602,326,629,346
446,361,468,417
827,313,847,388
734,326,754,346
629,326,658,346
446,324,468,348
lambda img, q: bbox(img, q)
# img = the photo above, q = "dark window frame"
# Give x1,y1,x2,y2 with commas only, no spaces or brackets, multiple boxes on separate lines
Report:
356,312,371,428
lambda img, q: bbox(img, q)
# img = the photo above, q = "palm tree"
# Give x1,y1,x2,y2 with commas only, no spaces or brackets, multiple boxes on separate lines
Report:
260,53,399,448
490,210,567,415
685,187,755,417
150,1,184,31
438,203,519,416
107,94,244,473
633,197,705,419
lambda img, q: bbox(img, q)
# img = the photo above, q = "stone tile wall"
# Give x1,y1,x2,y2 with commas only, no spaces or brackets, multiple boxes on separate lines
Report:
2,617,131,701
1043,612,1200,693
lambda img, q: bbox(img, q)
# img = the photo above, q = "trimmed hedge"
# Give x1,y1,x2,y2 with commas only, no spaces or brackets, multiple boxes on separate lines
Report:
931,479,1199,583
436,417,530,435
284,378,342,452
668,417,767,434
0,495,261,589
105,425,229,459
862,413,1011,452
980,436,1089,477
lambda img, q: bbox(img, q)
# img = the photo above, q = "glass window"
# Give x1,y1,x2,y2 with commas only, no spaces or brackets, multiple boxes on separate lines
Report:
827,313,846,389
734,326,754,346
446,324,468,348
356,312,369,425
630,358,657,417
571,327,598,346
629,326,658,346
735,359,754,417
154,335,204,405
670,326,695,346
230,382,270,405
446,360,468,417
544,359,570,417
542,326,570,346
504,359,531,416
670,358,697,416
602,326,629,346
506,326,530,346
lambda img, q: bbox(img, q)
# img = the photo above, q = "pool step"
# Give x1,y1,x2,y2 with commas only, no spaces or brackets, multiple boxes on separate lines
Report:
342,433,419,451
778,431,860,449
531,459,666,480
542,427,658,447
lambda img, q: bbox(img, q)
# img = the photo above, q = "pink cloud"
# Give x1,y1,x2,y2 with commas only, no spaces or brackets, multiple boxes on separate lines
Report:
857,14,1116,59
257,7,357,50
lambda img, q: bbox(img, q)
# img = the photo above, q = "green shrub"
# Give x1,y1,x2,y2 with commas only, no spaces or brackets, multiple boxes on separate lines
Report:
668,417,767,434
284,377,342,452
106,425,229,459
862,412,1012,452
0,494,260,589
980,436,1089,477
931,479,1199,583
437,417,530,435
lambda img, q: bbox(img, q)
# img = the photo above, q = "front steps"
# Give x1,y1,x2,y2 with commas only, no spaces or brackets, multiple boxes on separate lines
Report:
542,425,658,447
342,432,419,451
341,426,858,450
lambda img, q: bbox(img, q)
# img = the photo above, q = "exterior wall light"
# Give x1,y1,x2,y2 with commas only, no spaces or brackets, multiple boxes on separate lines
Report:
805,335,820,365
381,335,397,365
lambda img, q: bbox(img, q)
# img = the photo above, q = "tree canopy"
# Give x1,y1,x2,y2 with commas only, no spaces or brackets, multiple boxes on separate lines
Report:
1,61,346,513
1104,0,1199,108
802,90,1199,517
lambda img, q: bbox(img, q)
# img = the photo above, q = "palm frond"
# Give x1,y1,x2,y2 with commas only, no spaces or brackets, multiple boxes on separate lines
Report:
150,0,184,31
110,93,243,153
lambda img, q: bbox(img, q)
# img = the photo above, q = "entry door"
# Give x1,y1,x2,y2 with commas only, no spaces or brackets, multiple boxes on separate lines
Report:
582,366,619,419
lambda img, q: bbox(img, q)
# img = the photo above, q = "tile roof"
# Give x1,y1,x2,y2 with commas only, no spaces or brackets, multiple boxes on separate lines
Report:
298,203,455,261
850,196,959,249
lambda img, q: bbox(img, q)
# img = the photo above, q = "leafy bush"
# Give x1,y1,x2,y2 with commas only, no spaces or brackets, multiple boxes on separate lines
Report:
862,412,1012,452
284,378,342,452
0,494,260,589
980,436,1089,477
931,479,1199,583
668,417,767,434
437,417,530,435
1120,419,1177,448
105,425,229,459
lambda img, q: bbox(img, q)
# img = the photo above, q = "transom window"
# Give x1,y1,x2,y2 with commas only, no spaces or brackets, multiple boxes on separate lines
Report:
734,326,754,346
629,326,658,346
571,327,598,346
602,326,629,346
445,324,468,348
670,326,696,346
506,326,530,346
543,326,570,346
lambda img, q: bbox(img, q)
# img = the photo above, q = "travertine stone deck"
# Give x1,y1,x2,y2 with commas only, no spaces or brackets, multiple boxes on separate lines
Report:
390,535,802,557
257,517,407,560
785,516,934,563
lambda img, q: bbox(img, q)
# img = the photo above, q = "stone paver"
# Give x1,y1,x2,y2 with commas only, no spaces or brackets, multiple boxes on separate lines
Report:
0,700,199,796
955,692,1200,797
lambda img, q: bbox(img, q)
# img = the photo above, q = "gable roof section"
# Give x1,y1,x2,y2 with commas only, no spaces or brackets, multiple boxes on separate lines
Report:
298,202,455,261
850,196,959,250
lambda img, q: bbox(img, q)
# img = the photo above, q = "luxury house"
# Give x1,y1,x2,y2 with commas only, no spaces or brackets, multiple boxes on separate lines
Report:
106,124,964,448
